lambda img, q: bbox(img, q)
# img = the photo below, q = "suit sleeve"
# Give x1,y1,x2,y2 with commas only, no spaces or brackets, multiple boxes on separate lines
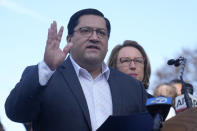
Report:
5,65,46,122
138,81,148,112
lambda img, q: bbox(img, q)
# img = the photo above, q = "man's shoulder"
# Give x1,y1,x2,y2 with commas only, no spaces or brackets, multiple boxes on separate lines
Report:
23,65,38,73
109,67,140,84
109,67,136,79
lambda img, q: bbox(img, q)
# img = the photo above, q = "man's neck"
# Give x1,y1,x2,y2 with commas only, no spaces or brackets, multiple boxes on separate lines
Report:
87,66,102,79
70,55,103,79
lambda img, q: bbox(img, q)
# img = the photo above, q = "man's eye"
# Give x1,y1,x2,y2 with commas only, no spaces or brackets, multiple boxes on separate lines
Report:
97,30,106,36
80,28,91,33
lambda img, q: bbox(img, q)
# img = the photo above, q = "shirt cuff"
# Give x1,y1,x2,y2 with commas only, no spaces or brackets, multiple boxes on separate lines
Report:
38,61,55,86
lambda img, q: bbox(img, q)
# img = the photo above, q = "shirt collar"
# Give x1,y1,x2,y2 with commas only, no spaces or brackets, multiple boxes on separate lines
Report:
69,55,110,80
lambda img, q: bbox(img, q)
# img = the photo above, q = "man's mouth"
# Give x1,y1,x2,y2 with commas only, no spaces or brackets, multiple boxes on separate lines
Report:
86,45,100,50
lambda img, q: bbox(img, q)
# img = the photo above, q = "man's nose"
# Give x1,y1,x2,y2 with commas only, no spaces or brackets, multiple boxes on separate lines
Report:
89,31,99,40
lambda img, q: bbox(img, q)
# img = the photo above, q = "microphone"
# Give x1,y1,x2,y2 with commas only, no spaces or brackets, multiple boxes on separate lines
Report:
181,82,194,108
175,94,197,113
167,58,181,66
146,96,172,131
167,59,177,65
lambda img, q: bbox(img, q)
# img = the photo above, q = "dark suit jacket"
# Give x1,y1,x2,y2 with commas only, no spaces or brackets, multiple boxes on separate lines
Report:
5,57,147,131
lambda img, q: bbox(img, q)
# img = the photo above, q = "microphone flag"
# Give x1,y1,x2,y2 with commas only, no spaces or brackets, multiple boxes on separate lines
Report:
175,94,197,113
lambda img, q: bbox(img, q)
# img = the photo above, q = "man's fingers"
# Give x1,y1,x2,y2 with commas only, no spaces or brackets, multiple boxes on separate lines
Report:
47,21,63,49
52,21,57,35
47,21,57,42
63,43,73,56
52,26,64,49
57,26,64,42
47,28,53,45
47,21,56,45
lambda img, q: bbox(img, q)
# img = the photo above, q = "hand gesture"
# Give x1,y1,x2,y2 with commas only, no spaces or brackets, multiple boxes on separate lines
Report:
44,21,72,70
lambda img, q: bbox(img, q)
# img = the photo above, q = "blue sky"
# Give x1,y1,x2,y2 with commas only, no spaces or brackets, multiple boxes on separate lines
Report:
1,0,197,130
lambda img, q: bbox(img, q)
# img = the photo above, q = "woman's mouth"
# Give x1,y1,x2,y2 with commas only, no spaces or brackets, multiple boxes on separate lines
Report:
129,74,137,78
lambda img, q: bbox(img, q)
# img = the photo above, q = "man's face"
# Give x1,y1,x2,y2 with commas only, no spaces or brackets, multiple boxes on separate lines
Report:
172,83,182,96
68,15,108,67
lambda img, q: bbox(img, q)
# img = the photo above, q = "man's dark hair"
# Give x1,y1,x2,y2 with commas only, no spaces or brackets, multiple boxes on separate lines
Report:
170,79,194,94
183,82,194,95
170,79,182,84
67,8,111,38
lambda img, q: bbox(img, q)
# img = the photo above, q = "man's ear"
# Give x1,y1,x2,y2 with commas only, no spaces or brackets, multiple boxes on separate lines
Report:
67,35,71,43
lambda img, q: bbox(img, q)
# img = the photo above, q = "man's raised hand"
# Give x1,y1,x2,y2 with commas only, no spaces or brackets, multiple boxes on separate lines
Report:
44,21,72,70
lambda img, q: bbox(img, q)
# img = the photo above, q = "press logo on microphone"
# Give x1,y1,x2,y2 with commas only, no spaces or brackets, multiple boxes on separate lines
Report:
146,96,172,106
175,94,197,113
151,97,167,104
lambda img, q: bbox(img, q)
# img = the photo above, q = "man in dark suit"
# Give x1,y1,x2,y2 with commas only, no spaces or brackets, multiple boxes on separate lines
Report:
5,8,147,131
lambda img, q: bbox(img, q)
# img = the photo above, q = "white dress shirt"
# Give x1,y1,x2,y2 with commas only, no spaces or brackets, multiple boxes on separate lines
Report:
38,56,112,131
165,107,176,121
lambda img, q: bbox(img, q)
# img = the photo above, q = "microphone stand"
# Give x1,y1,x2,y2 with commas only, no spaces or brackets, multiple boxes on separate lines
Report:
168,56,193,108
152,114,163,131
179,57,193,108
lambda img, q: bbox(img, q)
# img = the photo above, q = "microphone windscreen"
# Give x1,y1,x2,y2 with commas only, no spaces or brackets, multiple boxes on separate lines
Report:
174,62,181,67
167,59,176,65
146,96,172,121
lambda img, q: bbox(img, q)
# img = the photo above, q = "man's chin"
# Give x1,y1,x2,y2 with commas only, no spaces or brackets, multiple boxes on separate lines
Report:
84,55,104,64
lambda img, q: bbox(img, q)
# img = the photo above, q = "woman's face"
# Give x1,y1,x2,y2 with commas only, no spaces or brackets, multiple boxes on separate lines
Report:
116,46,144,81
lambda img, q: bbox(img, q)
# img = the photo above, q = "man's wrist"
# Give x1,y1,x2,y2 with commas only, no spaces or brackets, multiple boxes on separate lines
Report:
38,61,55,86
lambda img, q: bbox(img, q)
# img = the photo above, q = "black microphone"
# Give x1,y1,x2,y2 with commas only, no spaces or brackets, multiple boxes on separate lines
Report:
167,59,181,66
146,96,172,131
167,59,176,65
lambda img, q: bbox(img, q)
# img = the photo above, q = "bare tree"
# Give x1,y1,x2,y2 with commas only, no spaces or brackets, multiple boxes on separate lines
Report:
152,47,197,94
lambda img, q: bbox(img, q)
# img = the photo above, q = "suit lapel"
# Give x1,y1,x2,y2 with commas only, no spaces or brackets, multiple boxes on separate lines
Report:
57,59,122,127
58,57,91,130
108,68,123,115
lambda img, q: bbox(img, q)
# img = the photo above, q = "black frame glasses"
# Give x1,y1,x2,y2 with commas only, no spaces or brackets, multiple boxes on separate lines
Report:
119,57,144,67
74,26,108,39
